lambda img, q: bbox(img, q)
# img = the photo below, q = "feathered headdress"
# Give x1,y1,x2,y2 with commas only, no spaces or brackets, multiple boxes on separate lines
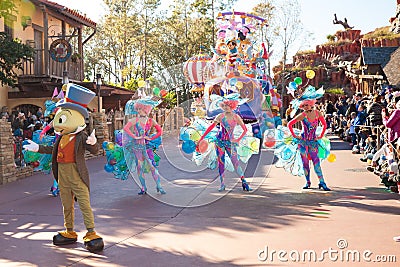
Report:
209,93,248,111
290,85,324,117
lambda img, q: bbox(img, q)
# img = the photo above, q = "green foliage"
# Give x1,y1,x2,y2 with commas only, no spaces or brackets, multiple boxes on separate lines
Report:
325,88,344,95
296,49,316,55
0,33,34,86
363,26,400,40
162,91,177,109
322,39,352,47
0,0,16,21
326,34,335,42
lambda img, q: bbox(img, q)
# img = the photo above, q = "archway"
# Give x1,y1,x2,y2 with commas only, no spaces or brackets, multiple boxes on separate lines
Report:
12,104,41,118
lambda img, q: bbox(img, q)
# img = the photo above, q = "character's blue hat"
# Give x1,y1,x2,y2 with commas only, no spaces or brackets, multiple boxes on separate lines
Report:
56,83,95,118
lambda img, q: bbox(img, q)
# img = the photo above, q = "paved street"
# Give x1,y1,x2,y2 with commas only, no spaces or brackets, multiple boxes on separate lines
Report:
0,135,399,266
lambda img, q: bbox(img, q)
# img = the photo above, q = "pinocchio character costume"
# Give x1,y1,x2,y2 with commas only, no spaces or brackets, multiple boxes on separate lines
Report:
23,84,104,252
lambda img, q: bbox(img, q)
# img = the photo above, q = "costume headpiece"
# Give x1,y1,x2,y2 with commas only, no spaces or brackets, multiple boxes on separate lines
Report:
209,93,248,111
56,83,95,118
135,96,161,108
290,85,324,117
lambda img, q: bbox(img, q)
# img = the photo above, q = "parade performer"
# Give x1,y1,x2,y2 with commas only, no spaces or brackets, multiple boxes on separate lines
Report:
23,84,104,252
196,93,251,191
122,97,165,195
287,86,330,190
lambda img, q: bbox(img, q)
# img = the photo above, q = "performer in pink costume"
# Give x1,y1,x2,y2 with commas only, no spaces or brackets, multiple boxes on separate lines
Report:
197,93,251,191
123,98,164,194
287,98,330,191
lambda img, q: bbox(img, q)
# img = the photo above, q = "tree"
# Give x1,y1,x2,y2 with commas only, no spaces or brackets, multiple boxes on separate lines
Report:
273,0,303,111
0,0,16,21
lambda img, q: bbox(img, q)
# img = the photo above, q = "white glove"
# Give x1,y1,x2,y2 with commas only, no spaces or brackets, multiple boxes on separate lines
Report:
23,139,39,152
86,129,97,145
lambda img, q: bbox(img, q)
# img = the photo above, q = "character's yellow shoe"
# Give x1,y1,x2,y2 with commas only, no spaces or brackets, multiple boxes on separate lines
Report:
83,231,104,253
53,231,78,245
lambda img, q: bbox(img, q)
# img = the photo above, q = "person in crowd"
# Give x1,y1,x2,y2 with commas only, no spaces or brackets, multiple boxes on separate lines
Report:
367,95,384,126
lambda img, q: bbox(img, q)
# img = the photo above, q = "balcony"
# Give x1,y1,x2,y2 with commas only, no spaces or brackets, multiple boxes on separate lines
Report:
19,48,84,82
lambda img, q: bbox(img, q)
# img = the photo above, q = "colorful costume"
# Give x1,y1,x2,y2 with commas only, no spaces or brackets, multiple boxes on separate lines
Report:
291,110,327,189
271,86,331,191
23,84,104,252
187,93,258,191
123,97,164,195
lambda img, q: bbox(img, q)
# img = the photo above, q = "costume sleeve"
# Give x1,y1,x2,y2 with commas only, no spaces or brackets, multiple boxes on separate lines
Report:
199,122,217,142
38,144,54,154
318,115,327,138
123,121,137,139
235,115,247,141
150,121,162,140
40,123,52,139
287,118,298,137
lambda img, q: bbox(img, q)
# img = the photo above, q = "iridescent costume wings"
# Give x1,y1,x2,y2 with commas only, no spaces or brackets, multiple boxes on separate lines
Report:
265,125,330,177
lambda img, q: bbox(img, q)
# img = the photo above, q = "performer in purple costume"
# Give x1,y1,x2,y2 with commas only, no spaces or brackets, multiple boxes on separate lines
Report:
123,98,165,195
288,99,330,191
197,93,251,191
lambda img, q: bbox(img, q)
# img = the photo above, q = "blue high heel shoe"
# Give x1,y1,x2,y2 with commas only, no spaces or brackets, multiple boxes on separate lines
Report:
241,180,252,191
50,186,59,197
138,189,147,195
218,184,226,192
318,182,331,191
156,185,166,194
303,182,311,189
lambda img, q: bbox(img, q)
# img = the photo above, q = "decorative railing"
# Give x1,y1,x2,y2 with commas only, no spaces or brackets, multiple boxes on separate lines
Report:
20,48,83,80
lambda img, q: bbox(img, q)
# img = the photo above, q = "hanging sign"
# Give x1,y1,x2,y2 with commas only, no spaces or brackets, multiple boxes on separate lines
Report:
49,39,72,62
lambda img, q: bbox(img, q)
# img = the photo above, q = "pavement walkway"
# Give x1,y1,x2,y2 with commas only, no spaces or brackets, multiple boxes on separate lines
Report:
0,135,399,266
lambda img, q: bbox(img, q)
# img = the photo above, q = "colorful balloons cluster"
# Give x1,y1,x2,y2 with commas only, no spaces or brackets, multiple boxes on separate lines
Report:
22,131,56,174
180,127,204,154
103,141,129,180
152,87,168,98
288,70,315,91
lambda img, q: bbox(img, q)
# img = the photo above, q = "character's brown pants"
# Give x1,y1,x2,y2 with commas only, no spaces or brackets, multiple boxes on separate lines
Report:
58,163,95,230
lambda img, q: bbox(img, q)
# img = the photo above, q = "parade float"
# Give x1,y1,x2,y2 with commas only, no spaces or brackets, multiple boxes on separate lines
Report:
182,11,277,140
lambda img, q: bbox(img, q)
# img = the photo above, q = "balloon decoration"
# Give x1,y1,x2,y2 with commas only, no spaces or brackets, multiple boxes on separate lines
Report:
160,89,168,98
197,139,209,153
263,129,276,148
182,140,196,154
306,70,315,79
294,77,302,85
287,70,316,94
103,140,129,180
23,130,56,174
153,87,160,96
183,54,213,84
327,153,336,163
138,80,146,88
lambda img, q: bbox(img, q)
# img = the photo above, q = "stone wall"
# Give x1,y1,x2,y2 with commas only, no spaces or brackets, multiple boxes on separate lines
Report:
0,119,32,185
89,112,109,156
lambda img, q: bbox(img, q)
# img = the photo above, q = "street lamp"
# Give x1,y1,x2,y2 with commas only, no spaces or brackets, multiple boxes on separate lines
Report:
62,70,69,84
96,73,102,113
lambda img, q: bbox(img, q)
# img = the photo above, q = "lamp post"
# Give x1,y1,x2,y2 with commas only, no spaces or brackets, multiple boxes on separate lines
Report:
62,71,69,84
96,73,102,113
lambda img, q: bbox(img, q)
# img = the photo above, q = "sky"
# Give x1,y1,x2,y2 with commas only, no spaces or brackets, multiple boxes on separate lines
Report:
53,0,397,62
